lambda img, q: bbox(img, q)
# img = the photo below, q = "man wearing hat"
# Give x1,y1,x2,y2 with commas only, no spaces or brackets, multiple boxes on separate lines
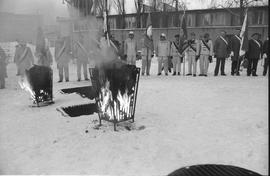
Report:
186,32,199,76
197,33,213,76
124,31,137,65
156,33,170,76
55,36,72,82
263,37,269,76
14,40,34,79
246,33,262,76
230,29,242,76
140,32,154,76
262,37,269,76
214,30,230,76
170,34,182,75
74,33,89,82
0,45,7,89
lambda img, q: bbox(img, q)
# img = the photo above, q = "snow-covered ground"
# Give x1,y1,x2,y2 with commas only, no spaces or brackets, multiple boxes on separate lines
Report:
0,43,268,175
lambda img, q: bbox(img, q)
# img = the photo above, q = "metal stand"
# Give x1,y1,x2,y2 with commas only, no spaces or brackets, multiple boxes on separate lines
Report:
96,67,140,131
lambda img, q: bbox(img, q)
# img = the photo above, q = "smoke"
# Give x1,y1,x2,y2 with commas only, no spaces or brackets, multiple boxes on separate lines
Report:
66,4,118,65
0,0,68,25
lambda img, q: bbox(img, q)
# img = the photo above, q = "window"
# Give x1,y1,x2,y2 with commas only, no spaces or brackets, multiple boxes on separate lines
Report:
73,20,89,32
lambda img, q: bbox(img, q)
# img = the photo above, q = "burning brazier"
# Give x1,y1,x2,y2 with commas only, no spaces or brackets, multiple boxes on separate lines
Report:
90,60,140,131
20,65,53,107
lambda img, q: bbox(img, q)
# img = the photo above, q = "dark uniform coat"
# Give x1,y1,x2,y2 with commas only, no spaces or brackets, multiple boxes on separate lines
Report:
262,39,269,58
214,36,230,58
230,35,241,61
246,39,262,59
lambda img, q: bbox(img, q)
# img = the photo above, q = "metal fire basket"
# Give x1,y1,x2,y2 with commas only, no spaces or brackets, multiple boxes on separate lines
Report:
25,65,53,107
90,66,140,131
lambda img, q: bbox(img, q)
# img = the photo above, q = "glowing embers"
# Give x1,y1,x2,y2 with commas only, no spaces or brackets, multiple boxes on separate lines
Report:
19,65,53,107
91,64,141,131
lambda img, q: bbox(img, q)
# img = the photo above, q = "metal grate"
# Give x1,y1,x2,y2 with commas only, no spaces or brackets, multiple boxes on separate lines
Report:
57,103,98,117
60,86,97,99
90,65,141,131
168,164,263,176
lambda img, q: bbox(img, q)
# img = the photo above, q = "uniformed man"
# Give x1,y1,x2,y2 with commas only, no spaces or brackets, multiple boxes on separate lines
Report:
74,33,89,81
140,32,153,76
262,37,269,76
186,32,198,76
36,38,53,67
14,40,34,78
14,40,21,75
246,33,262,76
0,45,7,89
156,33,170,76
214,30,230,76
230,29,242,76
196,33,213,76
170,34,181,75
55,36,72,82
124,31,137,65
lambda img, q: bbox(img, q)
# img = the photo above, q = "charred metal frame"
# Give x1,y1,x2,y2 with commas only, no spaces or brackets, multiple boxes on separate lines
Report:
25,65,54,107
90,67,141,131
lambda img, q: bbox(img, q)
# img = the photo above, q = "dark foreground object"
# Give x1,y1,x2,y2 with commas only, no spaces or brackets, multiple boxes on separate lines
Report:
168,164,262,176
26,65,53,106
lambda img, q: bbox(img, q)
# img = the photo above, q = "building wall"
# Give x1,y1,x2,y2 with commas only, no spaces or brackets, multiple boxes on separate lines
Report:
54,6,268,51
0,12,43,43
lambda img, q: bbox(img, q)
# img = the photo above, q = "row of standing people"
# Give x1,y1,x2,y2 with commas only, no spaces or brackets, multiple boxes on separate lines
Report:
1,29,269,89
124,29,269,77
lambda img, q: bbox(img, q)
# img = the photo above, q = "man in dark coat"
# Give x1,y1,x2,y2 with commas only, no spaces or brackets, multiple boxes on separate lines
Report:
246,33,262,76
0,45,7,89
214,30,230,76
230,29,242,76
262,37,269,76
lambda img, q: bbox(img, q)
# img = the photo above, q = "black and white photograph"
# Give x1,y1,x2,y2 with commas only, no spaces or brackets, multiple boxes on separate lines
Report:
0,0,268,175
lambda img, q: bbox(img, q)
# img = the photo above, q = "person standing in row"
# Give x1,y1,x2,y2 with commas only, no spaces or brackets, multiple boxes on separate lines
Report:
140,32,153,76
74,33,89,81
262,37,268,76
246,33,262,76
0,45,7,89
14,40,21,76
197,33,213,76
55,36,72,82
14,40,34,79
214,30,230,76
186,32,198,76
170,34,181,76
124,31,137,65
156,33,170,76
230,29,242,76
36,38,53,68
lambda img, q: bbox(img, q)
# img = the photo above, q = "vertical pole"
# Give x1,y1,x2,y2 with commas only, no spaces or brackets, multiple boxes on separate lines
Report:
240,0,244,24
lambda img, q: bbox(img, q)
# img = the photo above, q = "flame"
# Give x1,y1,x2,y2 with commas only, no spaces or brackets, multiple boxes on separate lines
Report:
98,80,133,122
19,76,35,100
